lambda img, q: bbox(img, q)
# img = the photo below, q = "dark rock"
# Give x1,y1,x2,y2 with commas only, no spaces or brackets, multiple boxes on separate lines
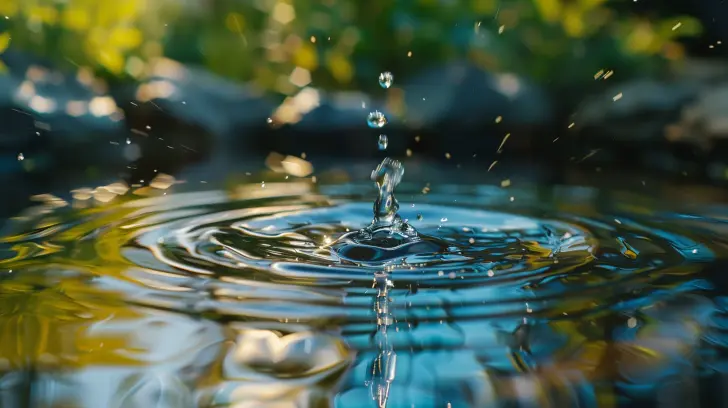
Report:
398,62,554,160
669,83,728,182
279,89,381,132
261,88,402,158
670,84,728,142
112,59,279,183
568,79,704,176
262,62,554,160
0,51,127,179
401,62,553,129
117,60,277,136
575,79,698,143
0,51,130,217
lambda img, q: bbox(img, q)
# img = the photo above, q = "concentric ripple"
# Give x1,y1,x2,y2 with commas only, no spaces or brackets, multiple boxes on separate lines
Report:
126,193,706,325
2,181,728,407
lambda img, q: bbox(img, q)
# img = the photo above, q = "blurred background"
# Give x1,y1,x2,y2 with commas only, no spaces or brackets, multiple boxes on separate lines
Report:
1,0,727,216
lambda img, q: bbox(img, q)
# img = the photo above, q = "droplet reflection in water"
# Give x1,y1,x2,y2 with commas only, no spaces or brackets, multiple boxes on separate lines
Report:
378,71,394,89
367,111,387,128
378,134,388,150
0,174,727,407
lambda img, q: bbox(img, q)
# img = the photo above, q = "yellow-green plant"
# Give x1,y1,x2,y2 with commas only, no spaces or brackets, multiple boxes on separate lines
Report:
0,0,703,93
0,0,176,75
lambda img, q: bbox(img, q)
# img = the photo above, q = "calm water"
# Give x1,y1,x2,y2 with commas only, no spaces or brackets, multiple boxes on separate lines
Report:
1,171,728,407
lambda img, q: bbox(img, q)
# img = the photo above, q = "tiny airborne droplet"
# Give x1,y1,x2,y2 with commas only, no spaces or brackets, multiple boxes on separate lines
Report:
378,134,388,150
367,111,387,129
378,72,394,89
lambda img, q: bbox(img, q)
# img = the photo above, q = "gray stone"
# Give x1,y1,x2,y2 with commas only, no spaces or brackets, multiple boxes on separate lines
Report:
575,79,698,142
121,60,277,136
401,62,553,129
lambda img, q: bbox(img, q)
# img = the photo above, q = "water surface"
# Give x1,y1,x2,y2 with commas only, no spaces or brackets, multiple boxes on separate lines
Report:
1,177,728,407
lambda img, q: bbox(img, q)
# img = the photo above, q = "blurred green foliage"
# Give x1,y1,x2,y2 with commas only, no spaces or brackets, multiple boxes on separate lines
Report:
0,0,703,93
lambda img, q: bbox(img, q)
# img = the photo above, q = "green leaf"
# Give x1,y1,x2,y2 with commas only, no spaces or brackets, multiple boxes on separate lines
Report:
0,32,11,54
659,16,702,39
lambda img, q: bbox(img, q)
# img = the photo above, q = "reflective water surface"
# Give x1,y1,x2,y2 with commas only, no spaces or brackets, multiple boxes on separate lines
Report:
2,176,728,407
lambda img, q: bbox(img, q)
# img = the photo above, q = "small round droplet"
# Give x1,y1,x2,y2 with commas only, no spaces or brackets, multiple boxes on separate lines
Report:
17,153,24,161
367,111,387,128
378,134,388,150
440,217,448,223
378,71,393,89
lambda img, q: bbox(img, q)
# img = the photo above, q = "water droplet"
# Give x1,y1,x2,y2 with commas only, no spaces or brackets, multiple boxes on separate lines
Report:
17,153,24,161
440,217,448,223
367,111,387,128
417,214,423,221
378,135,388,150
126,138,131,145
378,72,393,89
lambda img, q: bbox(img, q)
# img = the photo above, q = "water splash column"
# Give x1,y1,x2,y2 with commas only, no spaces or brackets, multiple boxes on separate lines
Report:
370,158,404,228
369,270,396,408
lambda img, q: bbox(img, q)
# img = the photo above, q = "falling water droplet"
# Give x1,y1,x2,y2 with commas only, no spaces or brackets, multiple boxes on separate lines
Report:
367,111,387,129
378,135,388,150
126,138,131,145
17,153,24,161
378,72,394,89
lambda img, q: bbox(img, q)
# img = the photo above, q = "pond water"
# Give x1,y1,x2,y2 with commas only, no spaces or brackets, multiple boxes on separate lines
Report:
1,164,728,408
